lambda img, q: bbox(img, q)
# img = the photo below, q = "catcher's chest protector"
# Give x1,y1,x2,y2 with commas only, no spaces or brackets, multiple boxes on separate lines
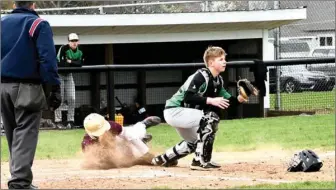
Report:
197,68,223,96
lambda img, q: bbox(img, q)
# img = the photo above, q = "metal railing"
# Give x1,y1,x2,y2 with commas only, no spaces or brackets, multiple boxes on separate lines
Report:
47,57,335,129
58,57,335,72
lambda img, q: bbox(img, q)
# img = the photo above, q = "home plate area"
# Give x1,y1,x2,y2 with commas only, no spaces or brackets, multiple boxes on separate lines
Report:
1,150,334,189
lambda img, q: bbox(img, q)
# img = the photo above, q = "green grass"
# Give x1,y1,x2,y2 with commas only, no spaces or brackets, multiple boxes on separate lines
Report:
1,114,334,161
1,130,86,162
269,90,335,112
236,181,335,189
150,113,335,152
151,181,335,189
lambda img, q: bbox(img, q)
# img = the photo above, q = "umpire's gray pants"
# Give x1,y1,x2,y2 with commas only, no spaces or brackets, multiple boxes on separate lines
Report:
1,83,42,189
54,73,75,122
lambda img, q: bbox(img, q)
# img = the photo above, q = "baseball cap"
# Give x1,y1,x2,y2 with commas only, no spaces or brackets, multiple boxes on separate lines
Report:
68,33,79,41
83,113,111,138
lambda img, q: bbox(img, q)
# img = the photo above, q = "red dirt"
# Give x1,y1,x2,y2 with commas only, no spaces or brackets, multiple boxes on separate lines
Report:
1,149,334,189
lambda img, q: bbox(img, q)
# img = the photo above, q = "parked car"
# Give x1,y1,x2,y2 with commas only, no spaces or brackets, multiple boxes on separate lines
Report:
269,65,335,93
306,46,335,82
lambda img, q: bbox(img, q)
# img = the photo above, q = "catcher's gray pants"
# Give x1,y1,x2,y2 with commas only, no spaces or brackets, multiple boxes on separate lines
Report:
164,107,204,144
1,83,42,189
55,73,75,122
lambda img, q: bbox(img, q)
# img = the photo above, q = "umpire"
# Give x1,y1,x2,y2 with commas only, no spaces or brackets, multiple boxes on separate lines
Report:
1,1,61,189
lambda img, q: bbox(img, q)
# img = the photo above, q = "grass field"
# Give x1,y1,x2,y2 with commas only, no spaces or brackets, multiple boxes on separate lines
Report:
269,90,335,112
1,114,334,189
236,181,335,189
1,113,334,161
153,181,336,189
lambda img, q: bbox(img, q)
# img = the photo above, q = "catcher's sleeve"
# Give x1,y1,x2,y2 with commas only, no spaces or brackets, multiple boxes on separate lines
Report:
218,87,242,107
184,73,207,106
218,87,231,99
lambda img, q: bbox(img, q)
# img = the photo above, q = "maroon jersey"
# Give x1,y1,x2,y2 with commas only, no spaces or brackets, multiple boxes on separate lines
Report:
81,121,123,152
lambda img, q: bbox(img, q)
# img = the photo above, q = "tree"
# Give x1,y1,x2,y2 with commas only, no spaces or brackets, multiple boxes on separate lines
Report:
1,0,14,11
200,1,270,12
33,1,105,14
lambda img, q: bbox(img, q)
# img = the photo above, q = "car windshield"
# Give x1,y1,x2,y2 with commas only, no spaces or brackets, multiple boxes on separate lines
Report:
281,65,308,73
280,42,310,53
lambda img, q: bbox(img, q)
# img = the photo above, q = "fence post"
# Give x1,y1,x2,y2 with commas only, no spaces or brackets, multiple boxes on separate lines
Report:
107,71,115,121
236,67,243,118
137,71,147,107
91,72,101,113
99,6,104,14
274,0,281,111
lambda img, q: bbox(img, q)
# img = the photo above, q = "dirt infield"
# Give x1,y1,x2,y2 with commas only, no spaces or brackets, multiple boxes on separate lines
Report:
1,149,334,189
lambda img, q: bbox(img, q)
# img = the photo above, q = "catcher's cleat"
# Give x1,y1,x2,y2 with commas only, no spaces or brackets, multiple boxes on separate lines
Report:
151,155,178,167
190,159,221,171
142,116,161,129
142,133,153,144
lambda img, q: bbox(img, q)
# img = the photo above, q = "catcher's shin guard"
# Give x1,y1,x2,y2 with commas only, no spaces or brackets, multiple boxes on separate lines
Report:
152,140,196,167
195,112,219,165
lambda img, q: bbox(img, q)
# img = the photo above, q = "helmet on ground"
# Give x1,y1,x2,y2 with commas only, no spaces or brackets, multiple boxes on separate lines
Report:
287,149,323,172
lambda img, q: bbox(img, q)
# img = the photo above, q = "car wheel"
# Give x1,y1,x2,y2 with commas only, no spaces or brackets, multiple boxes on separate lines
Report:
327,85,334,91
284,80,296,93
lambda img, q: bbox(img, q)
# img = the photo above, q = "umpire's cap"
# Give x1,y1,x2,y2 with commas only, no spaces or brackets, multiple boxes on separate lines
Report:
83,113,110,139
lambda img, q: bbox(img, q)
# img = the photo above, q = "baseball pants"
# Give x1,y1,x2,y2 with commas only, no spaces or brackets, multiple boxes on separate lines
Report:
119,122,149,158
1,83,42,189
54,73,75,123
164,107,204,144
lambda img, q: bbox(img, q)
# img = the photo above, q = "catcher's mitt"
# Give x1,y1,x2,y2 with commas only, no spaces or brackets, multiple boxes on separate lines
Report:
237,79,259,100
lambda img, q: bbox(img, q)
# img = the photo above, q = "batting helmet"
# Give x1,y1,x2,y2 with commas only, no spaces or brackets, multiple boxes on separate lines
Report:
83,113,110,139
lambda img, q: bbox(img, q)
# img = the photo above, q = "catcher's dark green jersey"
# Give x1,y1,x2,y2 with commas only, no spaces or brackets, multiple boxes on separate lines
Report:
165,68,232,112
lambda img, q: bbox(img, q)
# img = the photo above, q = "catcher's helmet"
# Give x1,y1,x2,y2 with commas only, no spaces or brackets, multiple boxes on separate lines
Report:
287,149,323,172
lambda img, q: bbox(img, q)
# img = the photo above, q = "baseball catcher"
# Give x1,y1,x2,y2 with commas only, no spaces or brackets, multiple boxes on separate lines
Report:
80,113,161,169
151,46,259,170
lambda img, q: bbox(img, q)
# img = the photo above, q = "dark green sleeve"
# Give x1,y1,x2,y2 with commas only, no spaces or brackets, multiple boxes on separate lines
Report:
219,87,232,99
57,45,68,67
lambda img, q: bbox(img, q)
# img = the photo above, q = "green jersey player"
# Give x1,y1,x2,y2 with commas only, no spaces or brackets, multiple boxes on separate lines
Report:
152,46,247,170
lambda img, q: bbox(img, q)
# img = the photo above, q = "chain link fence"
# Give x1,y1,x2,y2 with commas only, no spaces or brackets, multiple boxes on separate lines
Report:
1,1,334,132
268,1,335,114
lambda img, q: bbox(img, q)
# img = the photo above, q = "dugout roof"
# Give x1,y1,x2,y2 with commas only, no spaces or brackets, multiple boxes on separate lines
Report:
2,8,307,44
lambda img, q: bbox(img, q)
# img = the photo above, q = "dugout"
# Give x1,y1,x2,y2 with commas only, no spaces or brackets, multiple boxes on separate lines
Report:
40,8,307,122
